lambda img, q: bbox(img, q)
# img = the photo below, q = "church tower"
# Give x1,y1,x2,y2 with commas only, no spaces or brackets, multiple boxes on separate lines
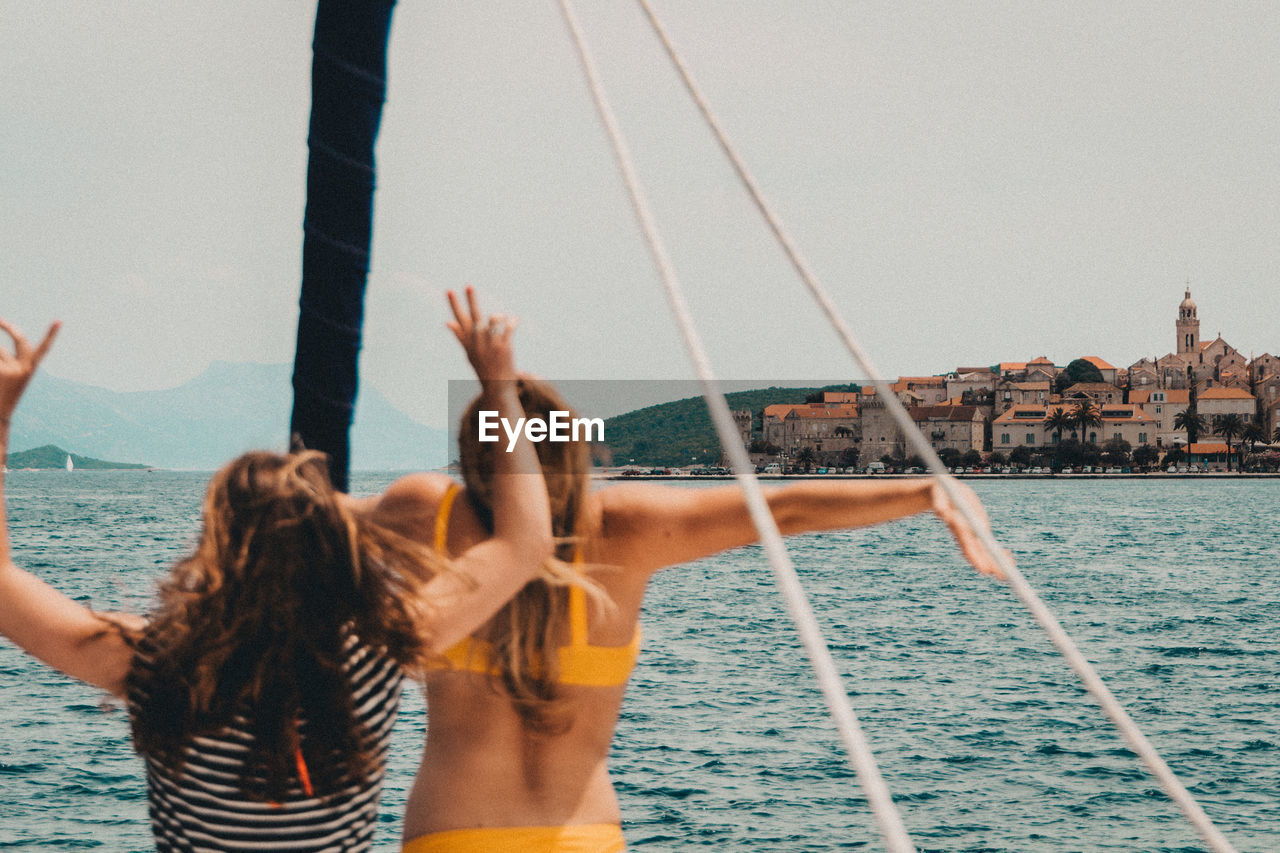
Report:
1176,288,1199,355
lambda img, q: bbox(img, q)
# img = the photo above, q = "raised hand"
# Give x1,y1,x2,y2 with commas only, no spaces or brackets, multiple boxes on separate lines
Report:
446,286,518,387
0,318,59,423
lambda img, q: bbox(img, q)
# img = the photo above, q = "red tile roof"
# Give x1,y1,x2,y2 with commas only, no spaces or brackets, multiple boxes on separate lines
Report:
763,404,802,419
1187,443,1229,454
910,405,980,421
788,405,858,419
1199,387,1255,400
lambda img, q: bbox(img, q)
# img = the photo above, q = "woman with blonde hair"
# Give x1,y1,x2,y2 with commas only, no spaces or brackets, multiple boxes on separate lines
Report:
0,290,551,851
374,374,1005,852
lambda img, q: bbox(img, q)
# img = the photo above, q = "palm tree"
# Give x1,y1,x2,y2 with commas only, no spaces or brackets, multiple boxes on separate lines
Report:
1273,425,1280,444
1242,421,1266,447
1241,421,1267,472
1072,400,1103,445
794,445,818,474
1174,405,1205,445
1043,407,1073,444
1213,413,1245,472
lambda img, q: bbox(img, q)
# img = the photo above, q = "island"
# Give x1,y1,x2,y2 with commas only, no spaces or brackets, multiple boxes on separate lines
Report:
6,444,150,470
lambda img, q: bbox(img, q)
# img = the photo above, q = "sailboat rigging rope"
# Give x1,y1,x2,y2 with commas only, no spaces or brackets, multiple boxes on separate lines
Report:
556,2,917,850
632,3,1238,851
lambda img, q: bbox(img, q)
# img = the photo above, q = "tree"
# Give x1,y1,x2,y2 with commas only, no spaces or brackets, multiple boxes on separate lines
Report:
1053,438,1085,470
1173,406,1205,445
1132,444,1159,471
937,447,962,468
988,450,1008,468
794,446,818,473
1213,413,1245,472
960,449,982,468
836,447,860,470
1008,445,1033,468
1242,421,1267,452
1101,437,1131,467
1071,401,1103,444
1161,447,1185,468
1241,421,1266,471
1055,358,1104,393
1043,407,1074,444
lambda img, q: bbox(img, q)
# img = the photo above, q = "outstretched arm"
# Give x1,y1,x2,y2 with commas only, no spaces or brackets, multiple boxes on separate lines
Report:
596,477,1004,579
0,319,137,696
413,288,553,653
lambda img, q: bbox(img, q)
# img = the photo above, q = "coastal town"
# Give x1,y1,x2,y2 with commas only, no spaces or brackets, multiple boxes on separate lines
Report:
733,290,1280,474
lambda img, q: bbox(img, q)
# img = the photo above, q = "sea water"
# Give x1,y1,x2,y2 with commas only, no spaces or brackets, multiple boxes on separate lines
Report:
0,472,1276,851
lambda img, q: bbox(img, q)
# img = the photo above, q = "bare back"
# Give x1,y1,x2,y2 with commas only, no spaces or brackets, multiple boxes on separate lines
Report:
378,474,655,840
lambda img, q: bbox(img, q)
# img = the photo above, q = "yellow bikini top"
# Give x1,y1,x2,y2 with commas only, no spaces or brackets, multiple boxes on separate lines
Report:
430,484,640,688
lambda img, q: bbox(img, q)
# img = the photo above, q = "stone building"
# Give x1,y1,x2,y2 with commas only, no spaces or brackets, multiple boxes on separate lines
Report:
1129,388,1190,447
1130,289,1253,392
913,405,984,456
762,402,859,458
860,398,986,462
783,405,860,459
1198,387,1257,437
890,377,948,405
993,380,1052,417
1060,382,1124,407
945,371,997,402
992,404,1156,450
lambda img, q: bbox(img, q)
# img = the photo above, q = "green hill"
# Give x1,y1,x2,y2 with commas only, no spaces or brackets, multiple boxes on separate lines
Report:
601,385,860,467
7,444,149,470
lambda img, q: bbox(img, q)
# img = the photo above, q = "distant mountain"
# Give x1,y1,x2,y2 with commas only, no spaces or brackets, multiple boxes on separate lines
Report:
9,363,447,471
7,444,147,470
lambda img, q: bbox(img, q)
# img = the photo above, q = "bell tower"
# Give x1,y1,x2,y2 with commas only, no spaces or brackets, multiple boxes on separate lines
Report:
1176,288,1199,355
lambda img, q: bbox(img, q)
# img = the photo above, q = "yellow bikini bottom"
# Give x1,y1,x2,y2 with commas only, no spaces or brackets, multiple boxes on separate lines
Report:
402,824,626,853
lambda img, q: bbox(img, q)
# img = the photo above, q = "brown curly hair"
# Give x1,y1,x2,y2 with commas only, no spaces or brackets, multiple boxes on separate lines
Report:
128,450,449,800
457,377,601,733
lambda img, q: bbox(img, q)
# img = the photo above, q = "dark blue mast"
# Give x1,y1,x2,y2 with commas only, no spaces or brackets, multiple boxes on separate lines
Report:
290,0,396,491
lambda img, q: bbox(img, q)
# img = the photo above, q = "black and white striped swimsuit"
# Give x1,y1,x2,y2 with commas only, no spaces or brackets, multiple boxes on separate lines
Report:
128,637,403,852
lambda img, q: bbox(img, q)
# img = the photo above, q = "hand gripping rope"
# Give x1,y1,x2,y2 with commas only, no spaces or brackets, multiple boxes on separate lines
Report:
558,2,1240,851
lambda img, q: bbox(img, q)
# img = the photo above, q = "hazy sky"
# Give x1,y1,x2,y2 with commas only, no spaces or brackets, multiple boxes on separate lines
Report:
5,2,1279,427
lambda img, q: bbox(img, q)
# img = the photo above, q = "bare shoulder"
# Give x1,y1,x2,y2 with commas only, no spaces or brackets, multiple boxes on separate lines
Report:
370,473,460,534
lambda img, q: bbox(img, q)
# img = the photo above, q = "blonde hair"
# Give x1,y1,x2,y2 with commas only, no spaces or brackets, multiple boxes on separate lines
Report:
457,377,603,732
129,450,450,799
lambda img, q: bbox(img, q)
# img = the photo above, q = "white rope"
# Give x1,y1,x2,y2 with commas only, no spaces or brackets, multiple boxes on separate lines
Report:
555,2,917,851
634,3,1239,851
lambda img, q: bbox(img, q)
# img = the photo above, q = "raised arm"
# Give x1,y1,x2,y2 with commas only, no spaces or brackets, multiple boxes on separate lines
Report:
595,476,1004,579
0,318,137,696
414,288,553,652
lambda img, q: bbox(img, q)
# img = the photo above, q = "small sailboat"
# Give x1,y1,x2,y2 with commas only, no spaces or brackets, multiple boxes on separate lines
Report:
65,454,73,472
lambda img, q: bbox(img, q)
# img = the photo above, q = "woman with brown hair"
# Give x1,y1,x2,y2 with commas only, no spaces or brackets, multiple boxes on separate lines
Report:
376,376,1005,852
0,289,552,851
